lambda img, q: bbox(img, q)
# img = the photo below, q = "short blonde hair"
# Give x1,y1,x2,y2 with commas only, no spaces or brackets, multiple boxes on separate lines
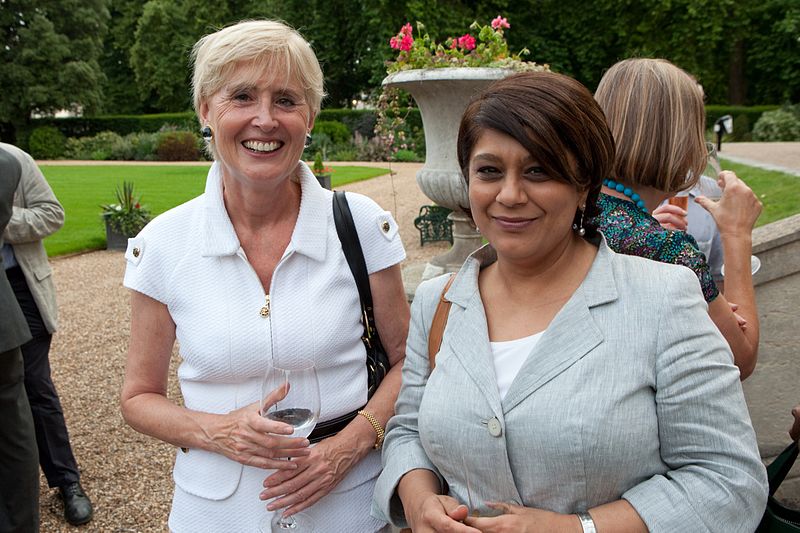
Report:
191,20,325,118
594,58,706,193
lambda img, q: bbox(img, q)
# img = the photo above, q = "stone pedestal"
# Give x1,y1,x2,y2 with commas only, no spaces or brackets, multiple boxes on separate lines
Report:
742,213,800,504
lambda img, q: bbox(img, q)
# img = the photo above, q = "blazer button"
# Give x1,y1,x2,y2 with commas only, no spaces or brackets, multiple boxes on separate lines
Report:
487,417,502,437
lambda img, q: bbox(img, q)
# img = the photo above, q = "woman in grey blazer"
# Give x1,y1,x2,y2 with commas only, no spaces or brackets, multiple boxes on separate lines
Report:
372,72,767,532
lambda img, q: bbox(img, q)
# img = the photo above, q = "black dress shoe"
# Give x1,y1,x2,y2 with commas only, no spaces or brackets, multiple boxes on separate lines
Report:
59,482,94,526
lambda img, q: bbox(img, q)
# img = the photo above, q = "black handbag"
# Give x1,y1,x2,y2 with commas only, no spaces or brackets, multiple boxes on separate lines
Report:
758,441,800,532
306,191,391,443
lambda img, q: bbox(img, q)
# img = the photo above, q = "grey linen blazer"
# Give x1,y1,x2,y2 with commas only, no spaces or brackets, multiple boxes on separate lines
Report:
1,143,64,333
372,239,768,532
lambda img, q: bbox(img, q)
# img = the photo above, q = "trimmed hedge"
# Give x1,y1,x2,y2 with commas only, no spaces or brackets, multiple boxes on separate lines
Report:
20,112,198,148
28,126,66,159
705,105,780,141
17,103,785,160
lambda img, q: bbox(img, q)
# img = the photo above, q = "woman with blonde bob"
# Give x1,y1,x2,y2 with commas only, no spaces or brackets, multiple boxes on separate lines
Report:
373,71,766,533
121,20,408,532
592,58,762,378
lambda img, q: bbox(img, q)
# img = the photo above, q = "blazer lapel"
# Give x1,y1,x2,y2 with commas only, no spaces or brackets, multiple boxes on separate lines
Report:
501,240,618,413
441,248,504,417
444,291,504,416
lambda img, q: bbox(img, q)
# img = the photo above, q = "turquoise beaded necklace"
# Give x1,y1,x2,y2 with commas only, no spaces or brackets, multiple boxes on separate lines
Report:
603,179,648,213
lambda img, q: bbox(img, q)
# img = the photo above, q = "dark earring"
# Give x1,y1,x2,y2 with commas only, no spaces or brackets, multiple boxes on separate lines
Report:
304,133,312,148
201,125,213,141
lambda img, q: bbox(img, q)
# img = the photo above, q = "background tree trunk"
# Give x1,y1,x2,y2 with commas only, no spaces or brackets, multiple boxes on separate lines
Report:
728,39,747,105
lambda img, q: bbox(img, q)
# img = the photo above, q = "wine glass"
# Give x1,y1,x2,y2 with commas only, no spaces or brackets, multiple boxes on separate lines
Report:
259,358,320,532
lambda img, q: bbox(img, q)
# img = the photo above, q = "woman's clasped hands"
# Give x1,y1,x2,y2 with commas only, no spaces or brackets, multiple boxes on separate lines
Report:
259,432,363,517
404,491,479,533
208,384,311,470
406,492,574,533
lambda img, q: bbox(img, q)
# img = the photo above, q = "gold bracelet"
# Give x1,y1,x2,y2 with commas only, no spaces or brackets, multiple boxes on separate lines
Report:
357,410,385,450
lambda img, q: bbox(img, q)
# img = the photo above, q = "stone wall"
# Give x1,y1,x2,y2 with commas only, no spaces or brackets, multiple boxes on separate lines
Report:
743,213,800,501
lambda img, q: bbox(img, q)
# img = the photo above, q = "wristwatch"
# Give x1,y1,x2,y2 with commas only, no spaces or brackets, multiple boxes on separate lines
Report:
577,511,597,533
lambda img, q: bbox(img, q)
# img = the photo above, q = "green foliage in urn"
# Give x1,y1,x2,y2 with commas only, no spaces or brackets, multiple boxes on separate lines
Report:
100,181,152,237
377,15,548,161
386,16,547,73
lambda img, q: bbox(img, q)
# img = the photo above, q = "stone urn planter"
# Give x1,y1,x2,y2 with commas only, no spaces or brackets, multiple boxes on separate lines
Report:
103,214,129,250
315,173,332,190
383,67,513,276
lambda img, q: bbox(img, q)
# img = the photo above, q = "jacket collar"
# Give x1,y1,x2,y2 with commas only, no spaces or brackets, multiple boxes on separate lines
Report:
444,236,618,310
200,161,328,262
440,236,619,415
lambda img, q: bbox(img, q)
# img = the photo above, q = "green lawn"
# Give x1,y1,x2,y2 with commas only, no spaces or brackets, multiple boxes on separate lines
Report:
720,158,800,227
39,164,389,256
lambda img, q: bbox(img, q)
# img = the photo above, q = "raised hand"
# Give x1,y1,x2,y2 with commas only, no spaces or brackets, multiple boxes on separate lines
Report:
694,171,762,238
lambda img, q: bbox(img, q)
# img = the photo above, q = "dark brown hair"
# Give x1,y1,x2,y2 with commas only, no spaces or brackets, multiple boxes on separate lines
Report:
457,71,615,237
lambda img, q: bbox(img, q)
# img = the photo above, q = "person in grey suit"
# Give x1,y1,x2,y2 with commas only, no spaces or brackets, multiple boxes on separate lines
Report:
0,145,39,532
1,142,93,526
372,72,767,532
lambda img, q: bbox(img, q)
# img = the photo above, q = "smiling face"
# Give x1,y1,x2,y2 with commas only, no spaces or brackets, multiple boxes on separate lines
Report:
468,128,587,265
199,61,314,189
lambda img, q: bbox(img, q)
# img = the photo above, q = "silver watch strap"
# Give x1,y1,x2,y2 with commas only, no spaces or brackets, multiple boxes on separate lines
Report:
577,511,597,533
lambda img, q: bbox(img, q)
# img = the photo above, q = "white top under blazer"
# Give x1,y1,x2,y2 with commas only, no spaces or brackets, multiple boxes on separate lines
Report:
124,161,405,532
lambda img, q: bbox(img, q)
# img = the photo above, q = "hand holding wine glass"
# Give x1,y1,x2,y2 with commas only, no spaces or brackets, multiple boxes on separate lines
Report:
260,358,320,532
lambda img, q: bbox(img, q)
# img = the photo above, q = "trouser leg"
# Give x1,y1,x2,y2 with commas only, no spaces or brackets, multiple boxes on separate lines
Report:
0,346,40,533
7,266,80,488
21,332,80,487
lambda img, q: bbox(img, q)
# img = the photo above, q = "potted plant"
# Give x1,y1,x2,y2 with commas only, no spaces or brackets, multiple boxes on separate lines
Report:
380,16,548,274
312,151,332,190
100,181,152,250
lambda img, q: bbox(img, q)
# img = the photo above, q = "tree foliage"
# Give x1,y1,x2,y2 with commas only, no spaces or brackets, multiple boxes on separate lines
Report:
4,0,797,138
0,0,109,131
105,0,800,113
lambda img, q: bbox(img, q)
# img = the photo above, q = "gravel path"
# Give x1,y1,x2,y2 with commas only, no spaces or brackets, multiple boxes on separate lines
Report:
40,162,441,531
720,142,800,176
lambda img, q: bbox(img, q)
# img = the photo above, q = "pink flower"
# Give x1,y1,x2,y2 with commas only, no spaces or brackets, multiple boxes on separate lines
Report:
491,16,510,30
449,38,457,50
400,34,414,52
457,34,476,51
390,23,415,50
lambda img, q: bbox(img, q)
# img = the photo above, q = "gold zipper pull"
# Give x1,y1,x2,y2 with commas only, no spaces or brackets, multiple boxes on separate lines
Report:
260,294,270,318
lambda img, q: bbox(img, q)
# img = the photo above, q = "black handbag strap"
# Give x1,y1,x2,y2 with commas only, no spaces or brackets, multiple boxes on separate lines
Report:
332,191,378,346
306,192,377,444
768,441,799,496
